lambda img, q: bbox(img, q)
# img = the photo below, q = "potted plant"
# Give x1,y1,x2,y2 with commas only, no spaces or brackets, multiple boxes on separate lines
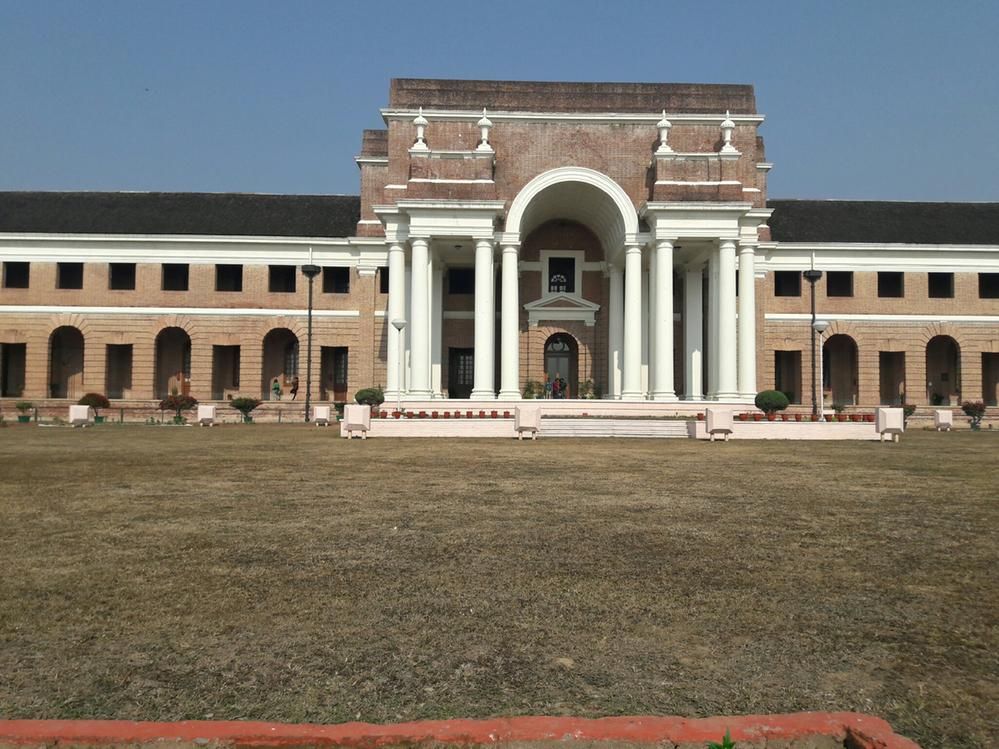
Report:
230,396,262,423
159,394,198,424
15,401,33,423
354,387,385,415
737,412,748,421
961,400,987,431
902,403,917,425
794,413,802,422
754,389,790,421
78,393,111,423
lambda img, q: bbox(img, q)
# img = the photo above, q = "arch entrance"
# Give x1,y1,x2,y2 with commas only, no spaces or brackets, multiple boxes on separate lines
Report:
49,326,85,398
544,333,578,399
155,327,191,398
926,335,960,405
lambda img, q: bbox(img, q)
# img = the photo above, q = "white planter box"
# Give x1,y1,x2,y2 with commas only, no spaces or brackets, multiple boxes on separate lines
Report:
705,408,733,442
313,405,332,426
343,404,371,439
933,409,953,431
515,405,541,439
69,405,91,427
876,407,905,442
197,405,216,426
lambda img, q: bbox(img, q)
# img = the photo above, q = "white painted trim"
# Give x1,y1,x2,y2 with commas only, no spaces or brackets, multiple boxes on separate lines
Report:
655,153,740,160
762,243,999,272
381,108,765,125
354,157,388,165
773,242,999,252
408,178,495,184
540,250,586,299
766,313,999,323
0,305,361,318
655,180,742,186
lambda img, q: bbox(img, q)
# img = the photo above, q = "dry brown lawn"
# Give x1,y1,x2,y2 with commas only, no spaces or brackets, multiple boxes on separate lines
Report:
0,425,996,748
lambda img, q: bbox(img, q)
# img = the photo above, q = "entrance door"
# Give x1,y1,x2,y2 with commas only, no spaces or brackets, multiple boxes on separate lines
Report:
879,351,906,405
544,333,578,399
448,348,474,399
1,343,26,397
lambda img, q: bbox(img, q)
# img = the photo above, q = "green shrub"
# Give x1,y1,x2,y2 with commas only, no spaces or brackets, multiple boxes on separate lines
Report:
15,401,33,414
230,397,262,419
160,394,198,423
522,380,542,399
78,392,111,417
354,387,385,406
707,729,735,749
961,400,987,431
902,403,917,422
754,389,789,415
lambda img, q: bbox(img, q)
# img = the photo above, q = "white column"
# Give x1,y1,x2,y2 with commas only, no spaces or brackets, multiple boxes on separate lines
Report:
647,248,656,396
385,242,406,399
707,252,719,398
683,264,704,400
431,257,444,397
716,239,739,399
640,265,650,396
621,243,644,400
408,237,432,397
652,240,677,400
607,264,623,398
498,244,521,400
470,239,496,399
737,243,757,399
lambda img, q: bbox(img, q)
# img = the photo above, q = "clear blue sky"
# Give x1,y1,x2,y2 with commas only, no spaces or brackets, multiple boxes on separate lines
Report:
2,0,997,201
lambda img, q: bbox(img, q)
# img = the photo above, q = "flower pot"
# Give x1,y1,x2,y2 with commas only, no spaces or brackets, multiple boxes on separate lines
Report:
781,414,789,421
466,411,473,418
850,414,861,422
490,410,498,418
503,411,511,418
443,412,450,419
479,410,486,418
94,415,105,424
419,411,427,418
753,413,763,421
794,414,802,422
767,413,776,421
432,411,438,418
393,411,401,419
17,415,30,423
737,413,748,421
837,414,847,422
242,415,253,423
696,413,704,421
864,414,875,422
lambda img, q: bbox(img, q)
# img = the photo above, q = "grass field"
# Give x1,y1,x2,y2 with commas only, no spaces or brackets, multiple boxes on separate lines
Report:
0,426,996,748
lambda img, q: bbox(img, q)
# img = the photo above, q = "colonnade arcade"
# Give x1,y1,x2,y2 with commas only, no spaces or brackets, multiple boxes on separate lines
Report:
377,167,770,402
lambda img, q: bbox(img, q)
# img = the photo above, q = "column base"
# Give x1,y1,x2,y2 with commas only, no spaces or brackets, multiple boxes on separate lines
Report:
712,391,741,401
619,390,646,402
469,389,496,400
683,393,705,401
651,391,678,402
406,389,433,399
497,390,521,401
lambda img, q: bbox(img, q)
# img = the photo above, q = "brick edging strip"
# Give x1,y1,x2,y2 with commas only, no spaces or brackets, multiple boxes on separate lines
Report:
0,713,920,749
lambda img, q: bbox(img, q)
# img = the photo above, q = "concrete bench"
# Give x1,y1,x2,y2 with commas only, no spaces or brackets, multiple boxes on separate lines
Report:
706,408,733,442
197,405,216,427
69,405,91,428
313,405,333,427
343,404,370,439
515,405,541,440
933,409,953,431
876,407,905,442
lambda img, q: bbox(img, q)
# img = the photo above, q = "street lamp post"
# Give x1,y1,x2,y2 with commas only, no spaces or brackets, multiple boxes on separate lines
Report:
301,251,322,423
813,320,830,422
391,318,407,415
802,267,823,418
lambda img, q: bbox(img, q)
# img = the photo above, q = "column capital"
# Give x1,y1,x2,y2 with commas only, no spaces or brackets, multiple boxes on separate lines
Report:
501,243,520,255
718,238,738,250
624,243,644,256
738,242,758,255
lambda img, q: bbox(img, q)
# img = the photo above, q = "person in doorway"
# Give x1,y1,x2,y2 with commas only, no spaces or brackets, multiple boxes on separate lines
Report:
544,376,552,399
552,373,561,399
290,376,300,400
271,377,281,401
558,375,568,399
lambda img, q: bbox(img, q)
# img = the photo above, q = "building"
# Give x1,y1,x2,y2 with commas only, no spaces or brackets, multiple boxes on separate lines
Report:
1,78,998,412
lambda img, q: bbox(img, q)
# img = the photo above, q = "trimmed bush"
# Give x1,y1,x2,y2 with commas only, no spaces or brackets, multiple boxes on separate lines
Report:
754,389,790,416
902,403,917,423
354,387,384,407
160,394,198,423
15,401,33,414
230,397,262,422
78,393,110,418
961,400,987,431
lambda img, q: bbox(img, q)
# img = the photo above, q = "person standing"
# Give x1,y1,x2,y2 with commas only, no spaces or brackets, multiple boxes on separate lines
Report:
290,376,300,400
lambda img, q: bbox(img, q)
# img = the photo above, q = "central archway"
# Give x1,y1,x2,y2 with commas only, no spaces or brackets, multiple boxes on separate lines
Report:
544,333,578,399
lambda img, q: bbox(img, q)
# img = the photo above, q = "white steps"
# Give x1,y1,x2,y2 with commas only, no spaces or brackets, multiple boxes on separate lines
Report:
539,418,691,438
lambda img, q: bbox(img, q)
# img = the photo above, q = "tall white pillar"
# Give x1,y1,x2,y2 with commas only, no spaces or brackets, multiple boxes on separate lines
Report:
385,242,406,399
640,265,650,396
652,240,677,400
621,243,644,400
683,264,704,400
498,244,521,400
647,248,656,396
607,265,623,398
470,239,496,399
431,257,444,398
737,243,757,399
716,239,739,400
408,237,432,397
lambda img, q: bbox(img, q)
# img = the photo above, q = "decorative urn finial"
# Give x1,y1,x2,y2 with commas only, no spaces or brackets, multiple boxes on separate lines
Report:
476,107,494,152
656,109,673,154
720,110,737,153
412,106,429,151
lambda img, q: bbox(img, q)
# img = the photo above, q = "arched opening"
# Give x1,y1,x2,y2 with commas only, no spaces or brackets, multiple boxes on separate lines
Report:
48,326,85,398
823,334,859,407
926,335,961,405
155,327,192,398
262,328,299,400
544,333,579,399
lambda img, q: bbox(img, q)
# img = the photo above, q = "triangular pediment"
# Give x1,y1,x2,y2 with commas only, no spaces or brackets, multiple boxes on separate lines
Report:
523,293,601,312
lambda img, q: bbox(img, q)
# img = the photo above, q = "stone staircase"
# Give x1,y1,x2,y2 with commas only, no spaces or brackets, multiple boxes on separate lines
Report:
538,418,691,438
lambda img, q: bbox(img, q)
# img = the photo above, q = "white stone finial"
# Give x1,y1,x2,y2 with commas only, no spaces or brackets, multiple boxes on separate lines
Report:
412,106,429,151
656,109,673,154
720,109,737,153
476,107,494,152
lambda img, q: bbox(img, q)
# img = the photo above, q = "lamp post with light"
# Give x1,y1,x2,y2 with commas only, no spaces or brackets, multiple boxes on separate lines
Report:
802,267,823,417
301,249,321,423
813,319,830,421
391,318,407,415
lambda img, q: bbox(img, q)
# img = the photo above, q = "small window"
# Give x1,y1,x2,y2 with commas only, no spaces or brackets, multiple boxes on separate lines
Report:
980,273,999,299
269,265,296,293
774,270,801,297
548,257,576,294
2,261,29,288
448,268,474,294
826,271,853,297
928,272,954,299
109,263,136,290
878,271,904,298
323,267,350,294
57,262,83,289
379,266,389,294
216,264,243,292
162,264,189,291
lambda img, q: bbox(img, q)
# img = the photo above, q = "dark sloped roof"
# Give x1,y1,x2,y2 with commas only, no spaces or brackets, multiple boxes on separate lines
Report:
0,192,360,237
390,78,756,114
768,200,999,245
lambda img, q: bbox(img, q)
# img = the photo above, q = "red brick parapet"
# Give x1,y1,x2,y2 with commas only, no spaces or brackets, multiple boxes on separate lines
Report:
0,713,920,749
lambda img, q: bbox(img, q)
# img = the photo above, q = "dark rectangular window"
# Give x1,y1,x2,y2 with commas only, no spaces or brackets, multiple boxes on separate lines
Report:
774,270,801,297
448,268,474,294
162,264,189,291
56,262,83,289
109,263,136,290
878,271,904,298
826,271,853,297
548,257,576,293
379,266,389,294
979,273,999,298
928,272,954,298
323,266,350,294
215,264,243,292
269,265,296,293
2,262,29,288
